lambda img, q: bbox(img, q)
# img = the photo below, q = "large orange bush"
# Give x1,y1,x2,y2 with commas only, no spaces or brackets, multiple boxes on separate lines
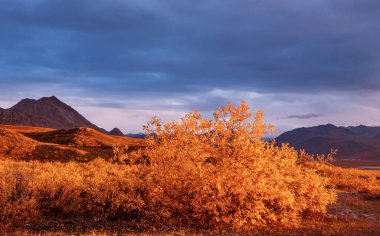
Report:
133,101,337,230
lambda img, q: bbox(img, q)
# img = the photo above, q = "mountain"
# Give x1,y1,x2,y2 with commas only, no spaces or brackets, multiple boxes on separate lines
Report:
0,96,105,132
0,109,57,127
126,133,146,139
347,125,380,138
109,127,124,136
276,124,380,161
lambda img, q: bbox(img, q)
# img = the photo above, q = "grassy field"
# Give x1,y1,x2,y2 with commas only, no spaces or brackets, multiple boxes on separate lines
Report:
1,149,380,235
1,163,379,235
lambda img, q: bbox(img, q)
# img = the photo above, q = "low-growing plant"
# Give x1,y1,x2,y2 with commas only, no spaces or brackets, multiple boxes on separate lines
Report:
0,159,146,227
111,144,129,163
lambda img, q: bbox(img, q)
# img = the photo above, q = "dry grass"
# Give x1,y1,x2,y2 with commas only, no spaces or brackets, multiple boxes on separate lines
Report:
26,127,145,148
0,159,145,227
0,161,379,235
0,128,37,158
303,161,380,195
0,125,54,134
0,126,145,162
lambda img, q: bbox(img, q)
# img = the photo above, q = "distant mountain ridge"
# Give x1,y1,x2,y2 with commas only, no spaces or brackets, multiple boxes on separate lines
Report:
109,127,124,136
0,96,106,132
126,133,146,139
276,124,380,160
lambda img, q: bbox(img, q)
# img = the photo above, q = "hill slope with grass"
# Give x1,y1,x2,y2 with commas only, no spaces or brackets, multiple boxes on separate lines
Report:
0,125,145,162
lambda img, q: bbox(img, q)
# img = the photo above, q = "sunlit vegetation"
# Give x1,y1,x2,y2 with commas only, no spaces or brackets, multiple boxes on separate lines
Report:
0,102,352,233
313,163,380,196
130,101,337,230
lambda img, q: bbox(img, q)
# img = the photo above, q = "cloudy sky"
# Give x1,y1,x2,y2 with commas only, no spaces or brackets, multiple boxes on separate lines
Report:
1,0,380,134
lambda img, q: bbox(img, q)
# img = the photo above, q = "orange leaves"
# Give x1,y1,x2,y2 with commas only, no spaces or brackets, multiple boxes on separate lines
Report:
132,101,337,230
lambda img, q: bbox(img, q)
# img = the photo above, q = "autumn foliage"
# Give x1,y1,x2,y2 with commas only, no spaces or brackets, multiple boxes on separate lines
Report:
0,101,337,231
133,101,336,229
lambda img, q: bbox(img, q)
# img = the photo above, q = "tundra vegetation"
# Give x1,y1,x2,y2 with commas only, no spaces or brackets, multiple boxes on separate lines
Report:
0,102,379,234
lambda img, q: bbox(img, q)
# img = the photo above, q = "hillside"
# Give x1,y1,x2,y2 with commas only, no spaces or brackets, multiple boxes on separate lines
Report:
26,127,143,147
0,96,106,132
0,109,58,127
0,125,146,162
0,128,38,158
276,124,380,160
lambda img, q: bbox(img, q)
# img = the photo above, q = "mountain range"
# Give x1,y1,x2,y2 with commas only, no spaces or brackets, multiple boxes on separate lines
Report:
276,124,380,161
2,96,380,160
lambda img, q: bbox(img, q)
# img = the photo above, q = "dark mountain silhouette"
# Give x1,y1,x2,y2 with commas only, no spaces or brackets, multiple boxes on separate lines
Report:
347,125,380,138
0,96,106,132
109,127,124,136
0,109,58,127
276,124,380,160
126,133,146,139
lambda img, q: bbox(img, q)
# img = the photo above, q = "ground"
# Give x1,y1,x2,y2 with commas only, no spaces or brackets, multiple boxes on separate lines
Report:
0,125,380,235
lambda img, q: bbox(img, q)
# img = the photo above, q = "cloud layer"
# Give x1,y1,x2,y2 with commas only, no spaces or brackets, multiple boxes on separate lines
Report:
1,0,380,133
281,114,322,120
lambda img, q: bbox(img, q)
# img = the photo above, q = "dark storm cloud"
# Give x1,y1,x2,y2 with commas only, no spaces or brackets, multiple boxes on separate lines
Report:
1,0,380,99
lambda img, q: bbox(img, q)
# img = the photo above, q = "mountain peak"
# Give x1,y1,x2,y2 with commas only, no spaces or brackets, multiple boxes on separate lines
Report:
109,127,124,136
3,96,103,131
11,96,68,112
16,98,36,105
39,96,61,102
319,123,337,128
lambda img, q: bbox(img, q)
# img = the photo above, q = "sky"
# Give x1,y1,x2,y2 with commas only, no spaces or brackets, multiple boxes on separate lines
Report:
1,0,380,134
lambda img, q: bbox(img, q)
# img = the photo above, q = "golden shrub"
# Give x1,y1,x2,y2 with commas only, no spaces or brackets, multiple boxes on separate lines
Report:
135,101,337,230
